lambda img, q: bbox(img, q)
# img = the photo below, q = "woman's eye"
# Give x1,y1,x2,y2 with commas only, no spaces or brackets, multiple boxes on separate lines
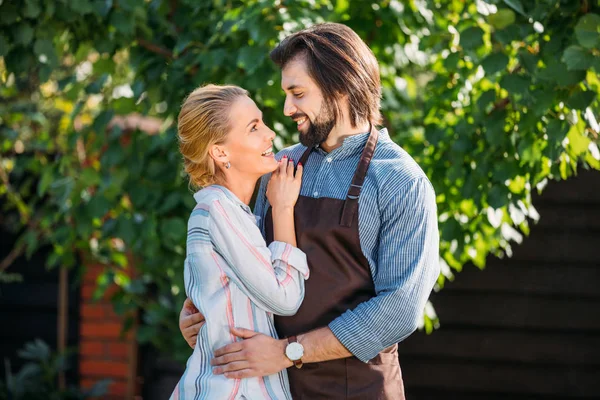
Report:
250,124,258,132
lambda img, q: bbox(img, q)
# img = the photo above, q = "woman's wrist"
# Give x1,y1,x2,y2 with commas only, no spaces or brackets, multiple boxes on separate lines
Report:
271,205,295,215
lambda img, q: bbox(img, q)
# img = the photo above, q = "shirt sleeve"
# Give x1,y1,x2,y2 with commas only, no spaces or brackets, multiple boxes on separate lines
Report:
328,177,440,362
209,197,309,316
253,173,271,238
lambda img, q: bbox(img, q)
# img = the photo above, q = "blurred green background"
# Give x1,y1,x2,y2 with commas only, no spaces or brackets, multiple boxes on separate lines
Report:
1,0,599,368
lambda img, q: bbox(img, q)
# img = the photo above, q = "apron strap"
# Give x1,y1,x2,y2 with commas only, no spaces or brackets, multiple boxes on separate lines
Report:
298,146,313,167
340,125,379,227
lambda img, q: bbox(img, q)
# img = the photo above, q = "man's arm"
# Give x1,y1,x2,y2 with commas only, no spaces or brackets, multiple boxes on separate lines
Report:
211,326,349,378
212,177,440,377
327,177,440,361
179,298,204,349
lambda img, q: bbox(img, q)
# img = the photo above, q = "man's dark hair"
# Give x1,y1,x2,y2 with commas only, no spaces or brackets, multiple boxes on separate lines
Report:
270,23,382,127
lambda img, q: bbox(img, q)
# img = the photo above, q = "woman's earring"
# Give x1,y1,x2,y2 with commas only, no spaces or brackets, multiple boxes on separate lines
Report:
225,161,231,169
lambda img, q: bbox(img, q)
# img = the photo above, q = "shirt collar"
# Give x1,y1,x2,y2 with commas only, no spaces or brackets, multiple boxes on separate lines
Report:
315,128,390,160
195,184,253,215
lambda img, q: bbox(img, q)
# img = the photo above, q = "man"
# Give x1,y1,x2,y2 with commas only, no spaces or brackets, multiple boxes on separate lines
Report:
179,23,439,399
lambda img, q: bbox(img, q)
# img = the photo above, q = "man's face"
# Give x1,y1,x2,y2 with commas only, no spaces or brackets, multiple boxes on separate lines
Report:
281,57,335,147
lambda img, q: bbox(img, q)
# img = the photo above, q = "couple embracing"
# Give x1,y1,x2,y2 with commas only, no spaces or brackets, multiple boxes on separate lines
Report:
171,23,439,400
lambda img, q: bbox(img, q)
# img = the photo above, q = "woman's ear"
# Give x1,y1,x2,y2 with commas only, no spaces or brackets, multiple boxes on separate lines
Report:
208,144,229,167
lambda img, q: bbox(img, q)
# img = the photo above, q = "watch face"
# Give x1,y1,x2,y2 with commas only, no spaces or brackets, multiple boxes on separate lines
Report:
286,342,304,361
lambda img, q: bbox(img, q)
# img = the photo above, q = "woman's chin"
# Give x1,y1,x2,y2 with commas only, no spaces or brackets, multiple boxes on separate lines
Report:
263,158,279,173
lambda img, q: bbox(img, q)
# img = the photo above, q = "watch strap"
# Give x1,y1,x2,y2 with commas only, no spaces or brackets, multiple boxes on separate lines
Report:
287,336,304,369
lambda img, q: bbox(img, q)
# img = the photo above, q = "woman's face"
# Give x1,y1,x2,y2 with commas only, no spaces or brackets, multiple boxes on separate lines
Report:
221,95,277,177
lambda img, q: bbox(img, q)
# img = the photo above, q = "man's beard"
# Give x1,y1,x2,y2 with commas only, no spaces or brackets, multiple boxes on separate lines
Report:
296,103,336,148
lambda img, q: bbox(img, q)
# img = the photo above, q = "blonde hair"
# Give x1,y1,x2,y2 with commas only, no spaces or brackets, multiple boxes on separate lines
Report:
177,84,248,188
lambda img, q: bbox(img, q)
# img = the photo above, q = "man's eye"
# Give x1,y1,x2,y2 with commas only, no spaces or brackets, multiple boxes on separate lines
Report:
293,93,303,98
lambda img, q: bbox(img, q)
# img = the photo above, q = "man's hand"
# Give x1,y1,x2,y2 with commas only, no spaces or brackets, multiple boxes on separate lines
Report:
211,327,293,379
179,298,205,349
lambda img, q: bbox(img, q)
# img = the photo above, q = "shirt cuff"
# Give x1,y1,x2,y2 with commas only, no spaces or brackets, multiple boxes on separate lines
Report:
329,311,383,363
267,241,310,279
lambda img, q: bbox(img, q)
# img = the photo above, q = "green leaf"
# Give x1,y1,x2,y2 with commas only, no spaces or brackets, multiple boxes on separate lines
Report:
110,10,135,36
86,196,111,219
575,13,600,49
546,120,569,142
14,23,34,46
566,124,591,156
81,168,102,186
460,26,485,50
482,52,509,75
160,217,186,248
562,46,594,70
538,59,586,86
519,51,538,73
566,90,597,110
237,46,265,74
488,9,516,30
33,39,57,67
85,74,109,94
23,0,42,18
157,193,181,214
484,110,508,147
116,215,136,245
476,89,496,113
22,231,39,260
37,167,54,196
0,35,10,57
502,0,525,16
500,74,529,95
487,185,510,208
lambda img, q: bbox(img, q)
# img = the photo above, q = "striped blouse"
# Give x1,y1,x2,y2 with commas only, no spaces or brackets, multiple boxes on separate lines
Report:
171,185,309,400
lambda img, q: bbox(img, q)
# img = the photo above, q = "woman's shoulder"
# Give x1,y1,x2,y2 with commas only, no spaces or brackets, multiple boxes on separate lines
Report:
192,185,229,206
189,185,244,224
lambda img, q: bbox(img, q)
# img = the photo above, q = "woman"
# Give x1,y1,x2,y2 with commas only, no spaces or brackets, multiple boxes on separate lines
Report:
171,84,308,400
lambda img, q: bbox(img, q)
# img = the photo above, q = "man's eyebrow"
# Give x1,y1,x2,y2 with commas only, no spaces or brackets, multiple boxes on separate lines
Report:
285,84,302,91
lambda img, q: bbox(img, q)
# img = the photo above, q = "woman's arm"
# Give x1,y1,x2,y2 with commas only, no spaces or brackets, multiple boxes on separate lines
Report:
209,195,308,316
267,156,301,247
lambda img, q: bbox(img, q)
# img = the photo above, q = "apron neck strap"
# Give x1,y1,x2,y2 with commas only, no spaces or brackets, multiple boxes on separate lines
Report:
298,145,313,167
340,125,379,227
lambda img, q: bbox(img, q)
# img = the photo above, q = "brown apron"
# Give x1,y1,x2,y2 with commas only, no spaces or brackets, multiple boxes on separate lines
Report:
265,127,405,400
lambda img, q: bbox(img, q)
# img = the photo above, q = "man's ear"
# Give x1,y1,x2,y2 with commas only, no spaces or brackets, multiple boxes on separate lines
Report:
208,144,229,167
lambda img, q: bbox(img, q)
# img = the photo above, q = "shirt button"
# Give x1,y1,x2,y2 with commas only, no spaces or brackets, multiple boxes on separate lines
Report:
326,157,332,163
313,191,319,197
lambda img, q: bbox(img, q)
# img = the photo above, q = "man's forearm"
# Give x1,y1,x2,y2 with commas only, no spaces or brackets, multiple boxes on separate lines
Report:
295,326,352,363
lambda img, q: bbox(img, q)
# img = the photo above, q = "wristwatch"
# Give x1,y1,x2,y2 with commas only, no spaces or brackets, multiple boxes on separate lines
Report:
285,336,304,369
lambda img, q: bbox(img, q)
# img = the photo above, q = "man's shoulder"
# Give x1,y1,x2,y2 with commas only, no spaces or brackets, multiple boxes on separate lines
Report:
370,140,430,187
275,143,308,160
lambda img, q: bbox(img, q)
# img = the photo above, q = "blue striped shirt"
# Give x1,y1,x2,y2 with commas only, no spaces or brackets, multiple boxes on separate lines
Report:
254,128,440,363
171,185,309,400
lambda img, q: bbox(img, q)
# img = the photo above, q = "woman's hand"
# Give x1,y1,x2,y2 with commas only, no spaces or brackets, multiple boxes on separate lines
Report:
266,156,303,211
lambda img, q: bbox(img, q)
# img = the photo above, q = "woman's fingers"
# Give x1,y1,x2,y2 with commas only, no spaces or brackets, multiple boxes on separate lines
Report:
278,156,288,175
286,157,295,176
295,162,303,181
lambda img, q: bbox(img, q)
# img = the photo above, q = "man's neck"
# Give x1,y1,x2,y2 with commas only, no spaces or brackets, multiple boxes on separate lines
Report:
320,120,371,153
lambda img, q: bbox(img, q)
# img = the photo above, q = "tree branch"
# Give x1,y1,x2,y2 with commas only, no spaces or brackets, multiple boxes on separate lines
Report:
136,38,174,60
0,243,24,272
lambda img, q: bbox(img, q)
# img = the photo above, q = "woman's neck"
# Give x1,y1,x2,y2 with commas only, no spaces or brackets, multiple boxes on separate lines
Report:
218,173,258,205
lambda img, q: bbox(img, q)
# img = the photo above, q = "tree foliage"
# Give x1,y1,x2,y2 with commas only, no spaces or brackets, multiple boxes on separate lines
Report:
1,0,599,359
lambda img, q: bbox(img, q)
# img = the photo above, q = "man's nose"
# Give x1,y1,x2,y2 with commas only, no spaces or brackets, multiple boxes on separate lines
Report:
283,96,296,117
